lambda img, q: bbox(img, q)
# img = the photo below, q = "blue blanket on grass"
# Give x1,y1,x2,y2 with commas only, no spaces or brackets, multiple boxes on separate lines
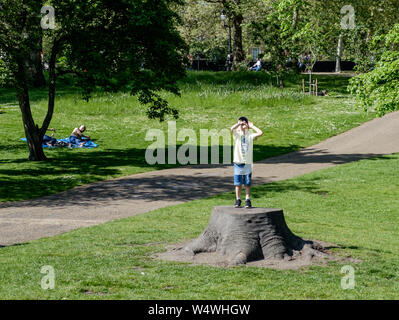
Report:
20,137,98,149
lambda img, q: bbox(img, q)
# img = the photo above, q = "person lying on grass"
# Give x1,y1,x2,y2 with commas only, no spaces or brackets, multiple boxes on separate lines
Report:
69,125,91,147
43,128,56,147
231,117,263,208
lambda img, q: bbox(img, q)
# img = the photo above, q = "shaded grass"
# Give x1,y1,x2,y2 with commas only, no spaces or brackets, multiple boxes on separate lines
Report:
0,153,399,299
0,71,373,202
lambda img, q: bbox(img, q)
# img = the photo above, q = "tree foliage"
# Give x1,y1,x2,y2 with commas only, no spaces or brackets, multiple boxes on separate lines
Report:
246,0,399,72
0,0,188,160
177,0,266,65
176,0,226,60
349,24,399,116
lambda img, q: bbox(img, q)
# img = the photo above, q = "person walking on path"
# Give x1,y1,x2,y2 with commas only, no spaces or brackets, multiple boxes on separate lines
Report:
231,117,263,208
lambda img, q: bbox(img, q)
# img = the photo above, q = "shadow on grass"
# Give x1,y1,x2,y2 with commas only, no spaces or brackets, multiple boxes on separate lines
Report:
0,166,323,209
0,144,28,152
258,147,386,165
0,85,80,106
180,71,279,87
0,145,392,208
298,75,352,95
1,124,392,204
0,144,302,203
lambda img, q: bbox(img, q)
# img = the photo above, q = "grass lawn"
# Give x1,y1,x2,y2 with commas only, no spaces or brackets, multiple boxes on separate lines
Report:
0,152,398,299
0,71,373,202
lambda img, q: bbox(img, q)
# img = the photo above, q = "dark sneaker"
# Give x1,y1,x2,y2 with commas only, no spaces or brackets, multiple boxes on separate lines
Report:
245,199,252,208
234,199,242,208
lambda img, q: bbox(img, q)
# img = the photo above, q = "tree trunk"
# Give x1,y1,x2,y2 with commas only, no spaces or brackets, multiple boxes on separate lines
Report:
25,36,46,88
40,39,58,134
335,34,343,73
17,84,46,161
15,39,59,161
292,7,298,29
31,48,46,88
184,206,319,266
232,13,245,67
16,59,47,161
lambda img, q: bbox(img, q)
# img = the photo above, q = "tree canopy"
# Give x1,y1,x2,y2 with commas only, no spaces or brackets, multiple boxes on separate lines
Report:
349,24,399,116
0,0,188,160
177,0,266,66
178,0,398,71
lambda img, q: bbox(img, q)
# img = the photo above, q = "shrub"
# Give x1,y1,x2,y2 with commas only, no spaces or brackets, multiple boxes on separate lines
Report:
348,24,399,116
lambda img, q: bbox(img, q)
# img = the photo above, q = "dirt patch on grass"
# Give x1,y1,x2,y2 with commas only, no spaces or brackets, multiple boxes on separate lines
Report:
155,240,361,270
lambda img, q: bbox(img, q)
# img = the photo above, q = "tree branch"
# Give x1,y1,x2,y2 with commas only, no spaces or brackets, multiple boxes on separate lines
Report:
40,38,59,136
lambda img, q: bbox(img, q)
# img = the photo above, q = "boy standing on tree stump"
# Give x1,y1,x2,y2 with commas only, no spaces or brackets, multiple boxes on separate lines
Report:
231,117,263,208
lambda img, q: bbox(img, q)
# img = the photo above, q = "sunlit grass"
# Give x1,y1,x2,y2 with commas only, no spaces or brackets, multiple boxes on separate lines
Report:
0,71,373,202
0,153,398,299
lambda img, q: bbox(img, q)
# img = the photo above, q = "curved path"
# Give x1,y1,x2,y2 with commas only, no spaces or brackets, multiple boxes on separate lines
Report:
1,111,399,246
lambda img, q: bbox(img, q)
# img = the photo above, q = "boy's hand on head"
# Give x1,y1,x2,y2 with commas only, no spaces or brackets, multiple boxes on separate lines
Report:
248,121,253,128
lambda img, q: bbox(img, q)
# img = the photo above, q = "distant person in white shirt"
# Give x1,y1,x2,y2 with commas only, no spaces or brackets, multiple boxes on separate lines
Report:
231,117,263,208
248,58,262,71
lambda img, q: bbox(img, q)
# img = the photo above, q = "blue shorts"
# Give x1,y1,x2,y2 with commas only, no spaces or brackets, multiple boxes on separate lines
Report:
234,163,252,186
69,135,82,145
43,135,56,146
234,173,252,186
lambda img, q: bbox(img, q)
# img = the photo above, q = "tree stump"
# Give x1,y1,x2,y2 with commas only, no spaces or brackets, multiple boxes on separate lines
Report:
184,206,312,266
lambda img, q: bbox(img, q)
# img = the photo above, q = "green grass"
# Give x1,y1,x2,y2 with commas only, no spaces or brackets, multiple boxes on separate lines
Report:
0,71,373,202
1,152,399,299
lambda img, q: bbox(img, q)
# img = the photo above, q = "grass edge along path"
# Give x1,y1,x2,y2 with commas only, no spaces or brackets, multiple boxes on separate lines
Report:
0,152,399,299
0,72,374,202
2,108,398,246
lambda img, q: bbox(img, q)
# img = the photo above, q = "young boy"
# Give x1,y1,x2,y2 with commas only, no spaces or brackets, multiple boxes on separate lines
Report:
231,117,263,208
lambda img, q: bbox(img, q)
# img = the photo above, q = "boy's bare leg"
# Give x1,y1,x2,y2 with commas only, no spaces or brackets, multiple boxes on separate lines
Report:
235,186,242,199
244,186,251,199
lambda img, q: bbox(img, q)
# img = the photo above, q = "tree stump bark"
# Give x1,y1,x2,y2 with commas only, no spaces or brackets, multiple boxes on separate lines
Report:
184,206,309,266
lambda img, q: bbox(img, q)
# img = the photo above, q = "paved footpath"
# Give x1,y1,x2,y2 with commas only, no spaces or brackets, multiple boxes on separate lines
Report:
1,111,399,246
